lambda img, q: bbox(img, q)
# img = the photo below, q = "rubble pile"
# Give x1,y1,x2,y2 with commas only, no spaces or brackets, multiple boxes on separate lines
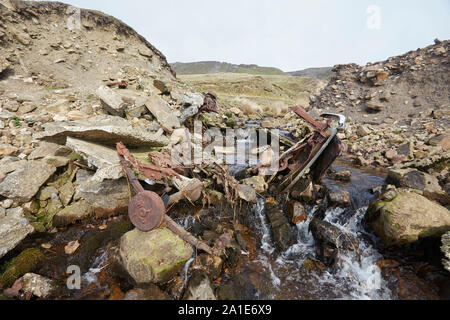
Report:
0,0,449,301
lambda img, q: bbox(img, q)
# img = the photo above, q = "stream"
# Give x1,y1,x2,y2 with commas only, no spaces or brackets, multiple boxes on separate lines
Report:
241,162,393,300
13,129,446,300
56,160,394,300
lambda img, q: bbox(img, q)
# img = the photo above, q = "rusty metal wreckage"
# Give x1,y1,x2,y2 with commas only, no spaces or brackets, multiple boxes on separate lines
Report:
116,104,346,255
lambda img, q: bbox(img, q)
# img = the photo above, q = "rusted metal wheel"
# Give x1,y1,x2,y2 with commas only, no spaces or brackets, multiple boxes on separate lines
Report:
128,191,165,232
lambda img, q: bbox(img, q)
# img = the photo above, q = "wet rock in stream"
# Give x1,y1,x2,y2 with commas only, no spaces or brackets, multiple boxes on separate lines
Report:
74,220,133,273
265,201,297,252
192,254,224,281
216,274,258,300
124,284,171,300
379,266,440,300
309,218,359,265
183,270,216,300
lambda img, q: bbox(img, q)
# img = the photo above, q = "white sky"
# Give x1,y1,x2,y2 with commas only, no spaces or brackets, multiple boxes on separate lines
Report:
47,0,449,71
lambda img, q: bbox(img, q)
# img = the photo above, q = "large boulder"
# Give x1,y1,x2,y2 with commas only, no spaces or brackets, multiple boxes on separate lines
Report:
120,228,193,284
367,191,450,246
266,205,297,252
0,161,56,203
0,207,35,259
34,115,169,148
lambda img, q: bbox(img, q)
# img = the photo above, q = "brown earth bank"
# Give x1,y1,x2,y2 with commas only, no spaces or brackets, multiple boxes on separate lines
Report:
0,0,449,301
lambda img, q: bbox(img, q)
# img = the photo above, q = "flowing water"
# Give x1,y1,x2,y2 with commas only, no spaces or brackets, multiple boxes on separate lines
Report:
241,163,394,300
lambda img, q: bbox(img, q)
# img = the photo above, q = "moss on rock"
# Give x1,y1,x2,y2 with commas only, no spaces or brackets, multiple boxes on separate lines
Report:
120,228,193,284
367,192,450,246
0,248,45,289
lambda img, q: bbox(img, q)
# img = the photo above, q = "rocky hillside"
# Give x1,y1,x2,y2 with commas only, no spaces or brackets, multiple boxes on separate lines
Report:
288,67,333,81
0,0,449,301
0,0,217,299
308,40,449,181
0,1,176,94
171,61,286,76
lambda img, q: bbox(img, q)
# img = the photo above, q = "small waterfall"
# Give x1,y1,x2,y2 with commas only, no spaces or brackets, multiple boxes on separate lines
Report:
249,189,392,300
316,207,392,300
251,198,281,288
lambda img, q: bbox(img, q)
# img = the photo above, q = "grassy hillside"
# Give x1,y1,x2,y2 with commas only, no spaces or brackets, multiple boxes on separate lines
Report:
179,73,326,117
171,61,286,76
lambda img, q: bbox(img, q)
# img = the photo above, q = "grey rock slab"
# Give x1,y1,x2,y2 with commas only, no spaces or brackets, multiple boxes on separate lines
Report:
145,95,180,129
34,115,169,148
0,161,57,203
96,85,126,117
0,207,34,259
66,137,123,180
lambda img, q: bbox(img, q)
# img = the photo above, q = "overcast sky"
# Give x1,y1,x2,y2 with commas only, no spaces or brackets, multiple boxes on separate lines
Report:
56,0,449,71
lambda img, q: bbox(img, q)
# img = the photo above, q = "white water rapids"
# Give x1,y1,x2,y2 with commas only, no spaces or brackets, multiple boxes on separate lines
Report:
249,197,393,300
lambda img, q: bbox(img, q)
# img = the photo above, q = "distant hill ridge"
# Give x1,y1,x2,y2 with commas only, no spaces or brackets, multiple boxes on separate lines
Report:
171,61,286,76
288,67,333,80
171,61,333,80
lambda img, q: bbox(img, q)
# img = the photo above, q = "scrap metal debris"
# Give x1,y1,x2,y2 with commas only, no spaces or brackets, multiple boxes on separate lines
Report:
106,80,128,89
117,142,181,182
117,142,214,255
194,92,219,121
263,106,346,193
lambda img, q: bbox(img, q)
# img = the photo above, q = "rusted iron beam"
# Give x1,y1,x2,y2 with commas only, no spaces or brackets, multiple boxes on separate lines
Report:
290,105,329,135
117,142,214,255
